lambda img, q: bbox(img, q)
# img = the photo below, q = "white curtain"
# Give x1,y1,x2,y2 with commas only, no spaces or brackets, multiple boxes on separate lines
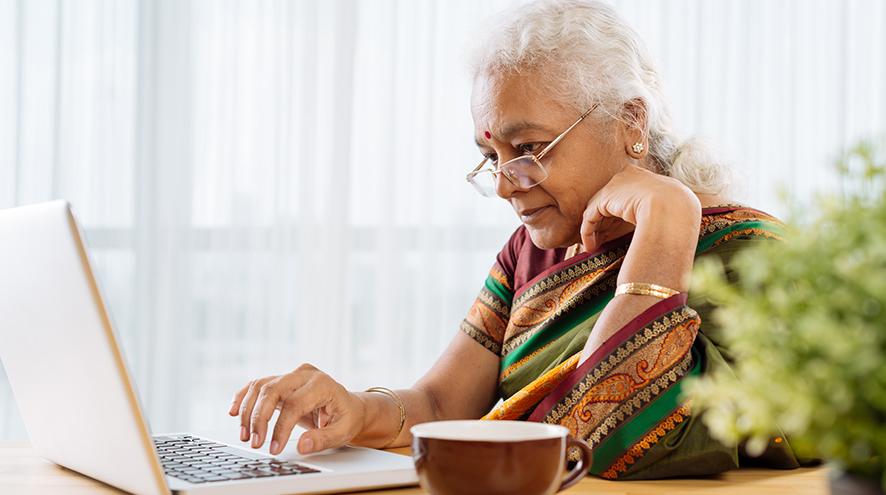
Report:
1,0,884,440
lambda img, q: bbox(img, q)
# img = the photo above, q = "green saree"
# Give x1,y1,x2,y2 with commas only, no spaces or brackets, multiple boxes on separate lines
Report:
460,206,811,480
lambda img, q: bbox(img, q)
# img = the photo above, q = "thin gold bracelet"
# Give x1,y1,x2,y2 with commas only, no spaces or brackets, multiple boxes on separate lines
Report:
615,282,680,299
364,387,406,449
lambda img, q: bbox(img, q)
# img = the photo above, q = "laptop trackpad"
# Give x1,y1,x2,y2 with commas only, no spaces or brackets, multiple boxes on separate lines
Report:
274,443,414,473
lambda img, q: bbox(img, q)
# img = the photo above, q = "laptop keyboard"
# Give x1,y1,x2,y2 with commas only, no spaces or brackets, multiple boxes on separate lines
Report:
154,434,320,484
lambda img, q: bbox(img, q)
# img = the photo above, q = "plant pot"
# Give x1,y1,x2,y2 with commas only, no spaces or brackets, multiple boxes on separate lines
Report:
830,470,884,495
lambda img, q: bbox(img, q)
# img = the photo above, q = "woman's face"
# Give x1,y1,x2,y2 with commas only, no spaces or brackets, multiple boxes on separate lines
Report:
471,71,630,250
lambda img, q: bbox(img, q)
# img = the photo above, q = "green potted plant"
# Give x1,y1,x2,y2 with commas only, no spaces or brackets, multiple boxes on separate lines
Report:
687,138,886,494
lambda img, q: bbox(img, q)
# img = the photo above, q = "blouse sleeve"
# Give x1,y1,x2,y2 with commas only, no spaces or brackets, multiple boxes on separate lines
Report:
458,227,525,356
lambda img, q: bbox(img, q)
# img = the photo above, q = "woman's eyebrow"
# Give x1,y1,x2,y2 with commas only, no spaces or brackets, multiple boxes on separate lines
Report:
474,121,556,147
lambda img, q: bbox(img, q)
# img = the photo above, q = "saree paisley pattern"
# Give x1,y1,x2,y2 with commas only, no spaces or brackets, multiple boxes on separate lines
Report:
459,206,804,480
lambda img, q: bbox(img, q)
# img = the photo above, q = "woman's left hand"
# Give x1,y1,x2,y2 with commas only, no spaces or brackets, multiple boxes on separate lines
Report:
579,164,701,253
576,165,702,363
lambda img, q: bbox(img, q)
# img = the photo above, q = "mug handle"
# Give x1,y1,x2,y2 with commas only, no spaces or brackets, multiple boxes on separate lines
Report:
557,436,593,492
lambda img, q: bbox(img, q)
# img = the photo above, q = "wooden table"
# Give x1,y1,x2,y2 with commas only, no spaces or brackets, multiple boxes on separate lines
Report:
0,441,830,494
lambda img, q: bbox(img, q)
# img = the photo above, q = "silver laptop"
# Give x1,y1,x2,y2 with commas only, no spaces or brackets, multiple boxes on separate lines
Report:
0,200,418,494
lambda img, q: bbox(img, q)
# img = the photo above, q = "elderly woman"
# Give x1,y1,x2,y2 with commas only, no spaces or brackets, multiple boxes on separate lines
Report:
230,0,807,480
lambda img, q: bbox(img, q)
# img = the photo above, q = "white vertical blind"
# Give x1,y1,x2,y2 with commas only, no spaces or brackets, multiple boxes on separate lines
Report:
1,0,885,440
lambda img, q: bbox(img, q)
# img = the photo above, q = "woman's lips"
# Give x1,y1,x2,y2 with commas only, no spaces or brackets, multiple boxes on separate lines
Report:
519,206,552,223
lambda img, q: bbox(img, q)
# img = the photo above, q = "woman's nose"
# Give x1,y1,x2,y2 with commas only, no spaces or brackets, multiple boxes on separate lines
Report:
494,169,520,199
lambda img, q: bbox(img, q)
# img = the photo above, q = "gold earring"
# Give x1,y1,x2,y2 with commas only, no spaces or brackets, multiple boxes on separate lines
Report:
632,142,644,154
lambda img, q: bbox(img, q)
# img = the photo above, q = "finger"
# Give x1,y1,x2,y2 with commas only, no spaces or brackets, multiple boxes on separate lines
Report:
239,379,269,442
273,381,339,453
580,222,597,253
317,409,330,429
597,218,627,246
580,201,605,252
250,371,313,449
249,378,286,449
229,383,250,416
268,401,303,455
296,413,319,432
298,417,352,455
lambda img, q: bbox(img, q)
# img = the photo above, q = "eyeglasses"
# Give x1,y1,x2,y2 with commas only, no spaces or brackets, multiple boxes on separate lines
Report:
466,103,599,197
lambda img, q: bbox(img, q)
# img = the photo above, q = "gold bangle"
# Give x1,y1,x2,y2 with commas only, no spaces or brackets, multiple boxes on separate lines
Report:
364,387,406,448
615,282,680,299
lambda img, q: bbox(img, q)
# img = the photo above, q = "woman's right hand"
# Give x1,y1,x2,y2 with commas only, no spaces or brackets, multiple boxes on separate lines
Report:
229,363,367,456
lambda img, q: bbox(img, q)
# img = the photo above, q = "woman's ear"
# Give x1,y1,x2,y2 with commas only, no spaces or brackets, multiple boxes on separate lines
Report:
619,98,649,160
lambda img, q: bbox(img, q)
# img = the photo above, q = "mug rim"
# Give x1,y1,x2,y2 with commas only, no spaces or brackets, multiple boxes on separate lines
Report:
410,420,569,442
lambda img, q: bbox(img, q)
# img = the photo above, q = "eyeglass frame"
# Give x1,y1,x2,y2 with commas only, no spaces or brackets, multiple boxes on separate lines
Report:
466,102,600,196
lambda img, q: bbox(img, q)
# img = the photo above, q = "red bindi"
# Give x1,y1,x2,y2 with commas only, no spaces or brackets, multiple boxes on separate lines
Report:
484,131,492,139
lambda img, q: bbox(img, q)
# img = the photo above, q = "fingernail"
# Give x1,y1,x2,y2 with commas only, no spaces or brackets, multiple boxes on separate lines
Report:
301,438,314,453
251,432,260,448
270,440,280,454
240,426,247,441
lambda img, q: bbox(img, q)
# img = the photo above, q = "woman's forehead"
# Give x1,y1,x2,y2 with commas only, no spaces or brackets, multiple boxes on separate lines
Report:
471,99,570,147
471,72,572,135
473,119,559,147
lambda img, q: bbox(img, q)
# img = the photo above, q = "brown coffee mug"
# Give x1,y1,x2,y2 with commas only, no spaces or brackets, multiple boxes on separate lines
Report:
410,420,593,495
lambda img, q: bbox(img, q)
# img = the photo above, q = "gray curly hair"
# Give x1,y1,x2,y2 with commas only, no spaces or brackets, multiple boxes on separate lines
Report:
469,0,731,194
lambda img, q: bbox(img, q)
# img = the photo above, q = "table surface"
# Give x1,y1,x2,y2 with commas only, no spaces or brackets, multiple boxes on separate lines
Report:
0,441,829,494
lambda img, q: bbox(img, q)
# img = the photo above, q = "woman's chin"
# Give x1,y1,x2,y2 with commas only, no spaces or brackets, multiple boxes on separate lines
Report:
524,225,573,250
